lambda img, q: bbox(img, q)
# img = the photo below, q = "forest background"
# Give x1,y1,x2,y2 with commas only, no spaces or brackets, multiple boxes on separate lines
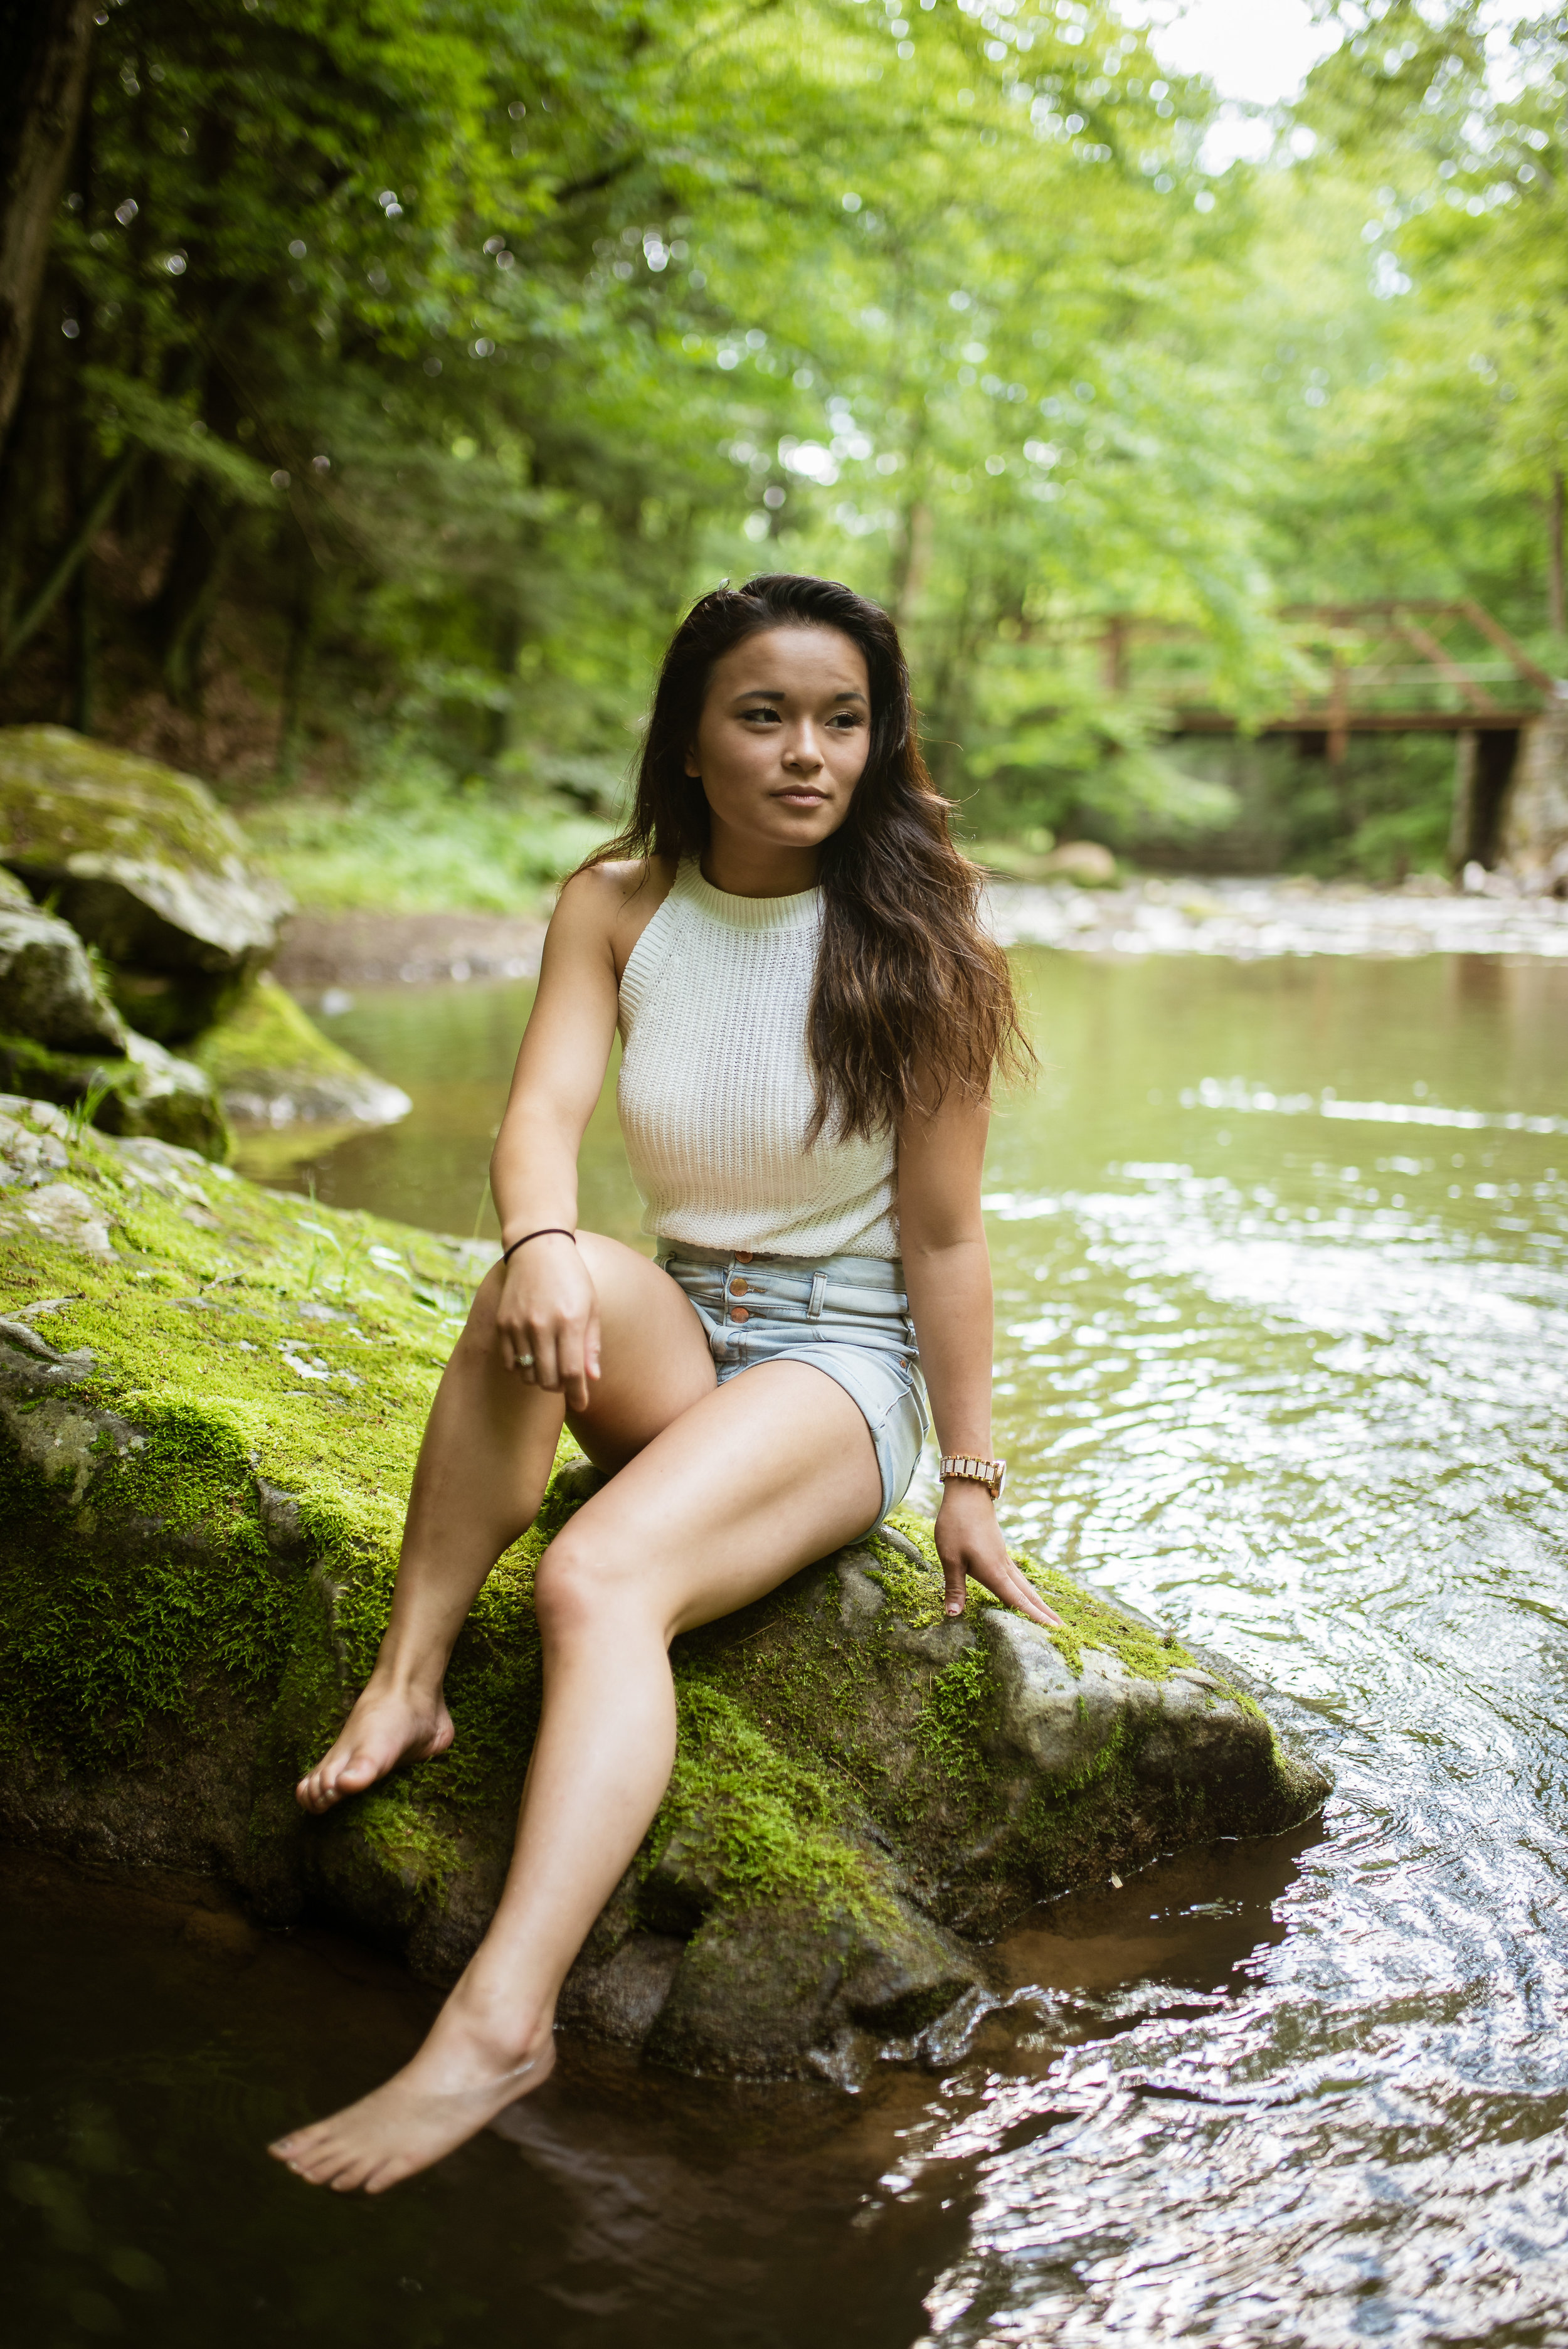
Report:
1,0,1564,911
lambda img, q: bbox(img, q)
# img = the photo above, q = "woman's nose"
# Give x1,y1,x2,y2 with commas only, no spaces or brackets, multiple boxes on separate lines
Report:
783,728,824,771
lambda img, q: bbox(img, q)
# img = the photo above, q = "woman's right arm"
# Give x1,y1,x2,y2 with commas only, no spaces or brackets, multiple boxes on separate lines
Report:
487,866,630,1411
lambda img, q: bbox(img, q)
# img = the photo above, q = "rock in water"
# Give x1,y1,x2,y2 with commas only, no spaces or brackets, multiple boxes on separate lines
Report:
0,1111,1330,2082
1039,839,1119,886
0,726,291,1042
193,975,411,1133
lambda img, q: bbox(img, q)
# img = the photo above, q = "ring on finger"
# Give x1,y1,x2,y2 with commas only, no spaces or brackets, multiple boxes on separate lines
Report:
518,1352,534,1370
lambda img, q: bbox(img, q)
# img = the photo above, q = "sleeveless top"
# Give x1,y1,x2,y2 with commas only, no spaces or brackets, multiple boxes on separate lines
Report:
616,858,899,1260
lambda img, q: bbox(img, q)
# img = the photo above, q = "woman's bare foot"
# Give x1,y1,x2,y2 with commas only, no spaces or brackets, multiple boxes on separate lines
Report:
295,1675,454,1813
268,2003,555,2193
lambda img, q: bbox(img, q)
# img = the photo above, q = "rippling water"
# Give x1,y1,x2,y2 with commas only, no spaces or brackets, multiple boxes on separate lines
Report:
6,949,1567,2346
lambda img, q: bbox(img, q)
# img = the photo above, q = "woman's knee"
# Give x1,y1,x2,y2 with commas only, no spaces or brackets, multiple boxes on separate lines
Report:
533,1529,605,1640
533,1525,644,1642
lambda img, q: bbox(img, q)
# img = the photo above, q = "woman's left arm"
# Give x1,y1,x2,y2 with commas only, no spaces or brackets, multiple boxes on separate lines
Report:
898,1083,1064,1629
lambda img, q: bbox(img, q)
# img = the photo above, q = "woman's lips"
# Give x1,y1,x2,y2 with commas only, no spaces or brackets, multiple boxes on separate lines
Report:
775,788,827,805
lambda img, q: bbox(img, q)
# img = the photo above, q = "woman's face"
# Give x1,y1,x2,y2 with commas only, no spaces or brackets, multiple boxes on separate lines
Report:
686,625,871,856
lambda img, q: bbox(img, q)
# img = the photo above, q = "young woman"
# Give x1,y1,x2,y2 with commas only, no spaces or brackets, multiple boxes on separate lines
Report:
268,571,1062,2194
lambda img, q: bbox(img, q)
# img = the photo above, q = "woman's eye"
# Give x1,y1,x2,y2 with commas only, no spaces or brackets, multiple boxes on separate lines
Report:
741,706,780,724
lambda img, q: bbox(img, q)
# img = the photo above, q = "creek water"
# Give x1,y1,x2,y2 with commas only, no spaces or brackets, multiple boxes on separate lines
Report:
6,947,1568,2346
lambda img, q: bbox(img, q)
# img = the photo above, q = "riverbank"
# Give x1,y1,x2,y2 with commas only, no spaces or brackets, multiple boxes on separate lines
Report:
268,876,1568,995
271,909,548,992
988,872,1568,960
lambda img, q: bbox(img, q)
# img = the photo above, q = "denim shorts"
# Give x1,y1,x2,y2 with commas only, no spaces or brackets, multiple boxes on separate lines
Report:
657,1243,930,1527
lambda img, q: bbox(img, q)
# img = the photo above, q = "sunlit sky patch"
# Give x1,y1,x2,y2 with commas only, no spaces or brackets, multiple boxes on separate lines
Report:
1120,0,1528,172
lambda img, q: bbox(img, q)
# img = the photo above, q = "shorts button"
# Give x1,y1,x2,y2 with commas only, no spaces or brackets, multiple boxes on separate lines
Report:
729,1305,749,1323
731,1276,748,1295
736,1250,754,1262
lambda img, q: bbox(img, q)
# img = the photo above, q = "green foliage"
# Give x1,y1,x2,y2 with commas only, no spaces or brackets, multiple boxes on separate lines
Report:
3,0,1273,846
241,754,607,911
3,0,1563,881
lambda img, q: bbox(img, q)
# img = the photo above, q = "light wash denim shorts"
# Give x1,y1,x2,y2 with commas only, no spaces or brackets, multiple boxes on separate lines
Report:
657,1243,930,1527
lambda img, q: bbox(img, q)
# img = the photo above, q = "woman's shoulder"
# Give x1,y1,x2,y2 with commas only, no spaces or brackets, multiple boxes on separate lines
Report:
553,856,679,981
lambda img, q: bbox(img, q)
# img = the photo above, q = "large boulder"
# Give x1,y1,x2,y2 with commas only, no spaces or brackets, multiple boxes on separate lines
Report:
0,727,292,1042
0,1106,1330,2083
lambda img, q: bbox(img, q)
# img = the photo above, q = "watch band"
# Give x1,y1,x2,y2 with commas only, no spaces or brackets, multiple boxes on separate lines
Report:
940,1453,1007,1500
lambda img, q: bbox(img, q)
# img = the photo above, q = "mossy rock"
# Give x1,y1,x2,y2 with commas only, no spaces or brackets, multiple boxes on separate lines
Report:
0,893,129,1055
0,1029,230,1160
0,1101,1330,2084
0,881,228,1157
193,975,411,1133
0,727,290,1042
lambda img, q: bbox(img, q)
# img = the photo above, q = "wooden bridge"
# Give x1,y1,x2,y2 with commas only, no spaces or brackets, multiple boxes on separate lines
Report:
1093,600,1563,872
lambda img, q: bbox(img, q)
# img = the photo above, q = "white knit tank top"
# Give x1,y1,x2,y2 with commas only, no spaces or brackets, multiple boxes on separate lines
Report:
616,858,899,1260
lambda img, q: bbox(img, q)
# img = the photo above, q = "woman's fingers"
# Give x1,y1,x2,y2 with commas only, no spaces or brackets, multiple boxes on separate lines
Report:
999,1557,1064,1630
525,1325,561,1392
946,1548,1066,1632
501,1313,601,1403
555,1326,591,1414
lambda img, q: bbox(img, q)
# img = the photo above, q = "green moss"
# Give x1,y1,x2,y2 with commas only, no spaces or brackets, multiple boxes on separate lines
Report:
0,1109,494,1776
356,1782,464,1905
0,726,256,878
650,1680,895,1929
192,973,371,1092
914,1648,990,1785
870,1509,1194,1684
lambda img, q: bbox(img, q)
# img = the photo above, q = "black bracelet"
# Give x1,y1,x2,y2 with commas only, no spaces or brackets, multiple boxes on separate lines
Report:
500,1227,576,1266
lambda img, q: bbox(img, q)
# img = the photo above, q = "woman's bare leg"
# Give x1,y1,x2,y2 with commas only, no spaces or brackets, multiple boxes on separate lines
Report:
270,1357,883,2192
295,1233,718,1813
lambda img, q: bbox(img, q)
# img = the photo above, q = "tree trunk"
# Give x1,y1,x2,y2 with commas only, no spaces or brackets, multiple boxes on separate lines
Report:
274,542,320,785
1550,469,1565,640
143,483,236,711
0,0,93,455
140,354,245,709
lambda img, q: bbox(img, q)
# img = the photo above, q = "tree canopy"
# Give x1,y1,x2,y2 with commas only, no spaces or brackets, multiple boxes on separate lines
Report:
0,0,1562,879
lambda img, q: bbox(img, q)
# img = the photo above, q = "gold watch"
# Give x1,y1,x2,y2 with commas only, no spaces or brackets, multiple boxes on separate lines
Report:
940,1453,1006,1500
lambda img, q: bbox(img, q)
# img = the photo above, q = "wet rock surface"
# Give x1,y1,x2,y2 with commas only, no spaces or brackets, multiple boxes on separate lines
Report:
0,1106,1330,2084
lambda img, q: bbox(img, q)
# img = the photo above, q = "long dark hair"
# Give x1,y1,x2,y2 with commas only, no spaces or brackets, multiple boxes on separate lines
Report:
593,573,1030,1141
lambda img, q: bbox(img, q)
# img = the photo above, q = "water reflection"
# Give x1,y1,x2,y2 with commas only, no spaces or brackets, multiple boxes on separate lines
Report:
8,950,1567,2343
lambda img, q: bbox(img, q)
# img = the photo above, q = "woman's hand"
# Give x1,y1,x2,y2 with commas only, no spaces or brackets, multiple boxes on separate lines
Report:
494,1234,601,1413
935,1479,1065,1630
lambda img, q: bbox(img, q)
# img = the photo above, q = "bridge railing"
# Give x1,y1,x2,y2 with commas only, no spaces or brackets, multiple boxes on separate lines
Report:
1086,600,1558,753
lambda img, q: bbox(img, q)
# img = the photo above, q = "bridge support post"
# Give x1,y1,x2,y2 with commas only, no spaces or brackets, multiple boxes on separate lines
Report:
1449,729,1522,874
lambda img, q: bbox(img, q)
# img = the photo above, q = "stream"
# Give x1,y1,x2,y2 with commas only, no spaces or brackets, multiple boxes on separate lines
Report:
5,946,1567,2346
